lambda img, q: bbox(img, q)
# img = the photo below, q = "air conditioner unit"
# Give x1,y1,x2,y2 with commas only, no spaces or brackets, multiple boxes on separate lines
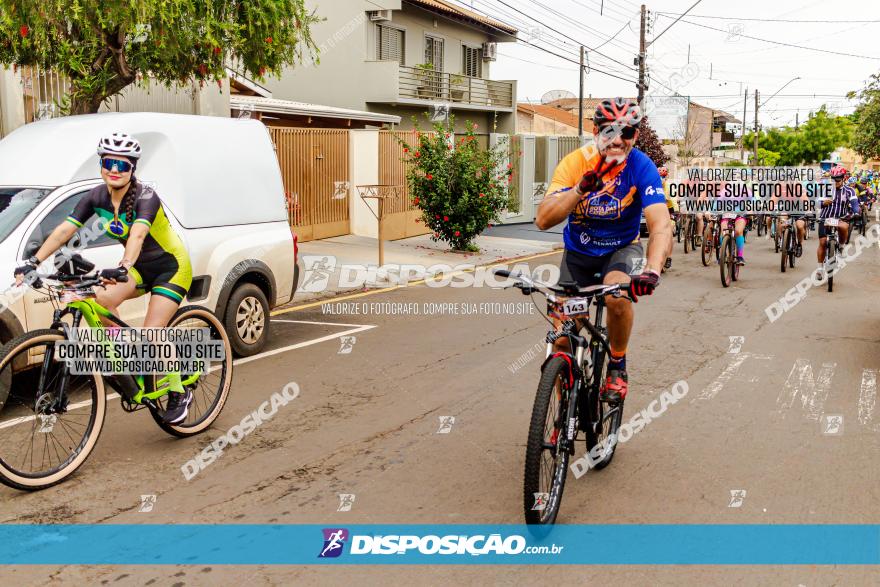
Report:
369,10,392,22
482,42,497,61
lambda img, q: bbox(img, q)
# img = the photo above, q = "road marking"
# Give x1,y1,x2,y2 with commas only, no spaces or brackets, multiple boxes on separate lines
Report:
272,319,368,328
777,359,836,421
272,250,562,315
695,353,773,402
233,324,375,366
858,369,877,428
0,325,375,429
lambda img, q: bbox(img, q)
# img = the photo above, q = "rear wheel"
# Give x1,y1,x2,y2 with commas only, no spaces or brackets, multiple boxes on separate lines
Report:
524,357,571,526
720,235,733,287
225,283,269,357
781,228,791,273
0,330,105,490
150,306,233,437
683,220,692,254
701,224,714,267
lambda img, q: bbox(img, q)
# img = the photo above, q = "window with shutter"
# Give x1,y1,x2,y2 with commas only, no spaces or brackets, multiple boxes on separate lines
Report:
376,24,404,62
462,46,482,78
424,36,444,71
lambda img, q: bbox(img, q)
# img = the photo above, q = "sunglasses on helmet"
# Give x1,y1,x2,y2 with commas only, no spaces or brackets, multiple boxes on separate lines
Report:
100,158,134,173
599,124,637,140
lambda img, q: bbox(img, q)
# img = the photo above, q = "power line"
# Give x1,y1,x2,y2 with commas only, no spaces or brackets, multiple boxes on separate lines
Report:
656,14,880,60
656,12,880,24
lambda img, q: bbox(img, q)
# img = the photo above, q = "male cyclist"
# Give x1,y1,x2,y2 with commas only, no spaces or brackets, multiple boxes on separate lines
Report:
817,165,859,279
535,98,672,402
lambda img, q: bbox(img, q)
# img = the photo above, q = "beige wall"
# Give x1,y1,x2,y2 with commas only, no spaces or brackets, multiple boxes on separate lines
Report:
262,0,513,129
685,103,713,157
517,112,580,136
100,79,229,117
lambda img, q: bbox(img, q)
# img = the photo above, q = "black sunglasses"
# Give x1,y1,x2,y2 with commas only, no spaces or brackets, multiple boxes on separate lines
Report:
599,125,637,140
101,158,134,173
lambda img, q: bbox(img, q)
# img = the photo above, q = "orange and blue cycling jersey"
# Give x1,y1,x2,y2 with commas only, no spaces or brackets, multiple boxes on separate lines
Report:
546,144,666,256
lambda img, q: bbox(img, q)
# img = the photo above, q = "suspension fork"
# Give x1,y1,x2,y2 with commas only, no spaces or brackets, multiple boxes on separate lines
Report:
37,308,83,413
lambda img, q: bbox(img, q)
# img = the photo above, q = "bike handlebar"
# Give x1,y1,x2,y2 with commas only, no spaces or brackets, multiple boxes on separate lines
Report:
493,269,631,301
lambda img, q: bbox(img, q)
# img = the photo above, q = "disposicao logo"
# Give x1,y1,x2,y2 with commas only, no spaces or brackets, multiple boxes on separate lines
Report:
318,528,349,558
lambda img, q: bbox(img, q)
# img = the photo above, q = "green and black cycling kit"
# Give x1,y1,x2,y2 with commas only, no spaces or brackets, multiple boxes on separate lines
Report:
66,182,192,303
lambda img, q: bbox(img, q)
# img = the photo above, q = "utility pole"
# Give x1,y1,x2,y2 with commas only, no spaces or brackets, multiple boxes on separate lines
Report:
795,112,799,129
638,4,646,104
740,87,747,162
753,90,759,164
578,45,585,140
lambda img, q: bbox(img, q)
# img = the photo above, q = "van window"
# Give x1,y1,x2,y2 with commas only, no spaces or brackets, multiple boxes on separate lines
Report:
0,188,51,245
25,190,114,257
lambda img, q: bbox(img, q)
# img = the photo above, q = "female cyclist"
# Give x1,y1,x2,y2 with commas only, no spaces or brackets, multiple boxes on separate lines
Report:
14,133,194,424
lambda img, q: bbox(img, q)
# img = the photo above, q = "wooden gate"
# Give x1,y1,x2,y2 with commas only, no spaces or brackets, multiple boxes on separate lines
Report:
378,130,431,240
271,128,350,242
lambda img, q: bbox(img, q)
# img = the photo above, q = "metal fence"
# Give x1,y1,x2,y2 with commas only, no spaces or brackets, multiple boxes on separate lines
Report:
270,128,350,242
20,66,70,123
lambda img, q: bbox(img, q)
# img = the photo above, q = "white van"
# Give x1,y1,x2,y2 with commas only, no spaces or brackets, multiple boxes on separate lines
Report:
0,112,299,356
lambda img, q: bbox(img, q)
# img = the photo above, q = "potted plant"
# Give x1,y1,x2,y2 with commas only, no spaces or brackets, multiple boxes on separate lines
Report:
449,74,467,102
415,62,435,99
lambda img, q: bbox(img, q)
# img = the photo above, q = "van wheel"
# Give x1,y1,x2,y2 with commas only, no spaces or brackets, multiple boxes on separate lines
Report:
225,283,269,357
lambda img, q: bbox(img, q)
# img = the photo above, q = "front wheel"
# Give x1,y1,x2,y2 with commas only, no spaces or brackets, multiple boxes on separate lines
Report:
683,220,692,254
524,356,571,526
0,330,106,490
827,242,835,293
150,306,233,437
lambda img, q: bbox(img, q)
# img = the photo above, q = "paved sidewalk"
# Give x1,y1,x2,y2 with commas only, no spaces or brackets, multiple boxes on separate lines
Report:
289,225,562,305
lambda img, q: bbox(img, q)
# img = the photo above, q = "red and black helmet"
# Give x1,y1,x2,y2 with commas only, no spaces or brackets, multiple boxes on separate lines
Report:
658,166,668,178
829,165,848,179
594,97,642,128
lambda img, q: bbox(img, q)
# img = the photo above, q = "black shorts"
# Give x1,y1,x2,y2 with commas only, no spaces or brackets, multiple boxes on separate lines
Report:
558,243,644,287
129,253,192,304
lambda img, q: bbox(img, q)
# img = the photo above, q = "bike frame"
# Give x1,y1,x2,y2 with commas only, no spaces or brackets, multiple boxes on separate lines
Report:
49,297,201,406
542,296,615,448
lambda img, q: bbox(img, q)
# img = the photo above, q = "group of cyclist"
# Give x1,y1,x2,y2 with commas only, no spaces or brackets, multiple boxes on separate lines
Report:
536,96,877,404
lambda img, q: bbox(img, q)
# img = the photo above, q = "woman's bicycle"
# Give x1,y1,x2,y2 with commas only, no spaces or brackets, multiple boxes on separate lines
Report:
0,255,233,490
494,269,631,527
779,216,803,273
719,213,741,287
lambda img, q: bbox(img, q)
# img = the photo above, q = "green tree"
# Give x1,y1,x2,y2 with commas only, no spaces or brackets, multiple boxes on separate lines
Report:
635,117,669,167
849,73,880,161
743,106,853,165
0,1,320,114
401,120,512,252
756,148,781,167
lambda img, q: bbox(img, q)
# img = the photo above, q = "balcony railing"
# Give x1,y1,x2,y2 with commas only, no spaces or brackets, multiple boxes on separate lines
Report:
398,66,513,109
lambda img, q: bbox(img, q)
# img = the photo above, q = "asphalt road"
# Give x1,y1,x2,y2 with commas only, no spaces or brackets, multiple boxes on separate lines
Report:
3,227,880,585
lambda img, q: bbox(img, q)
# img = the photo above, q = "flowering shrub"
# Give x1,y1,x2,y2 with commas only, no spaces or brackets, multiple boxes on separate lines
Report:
400,120,513,252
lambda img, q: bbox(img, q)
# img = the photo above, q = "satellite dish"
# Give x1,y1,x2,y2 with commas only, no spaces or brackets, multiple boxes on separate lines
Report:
541,89,577,105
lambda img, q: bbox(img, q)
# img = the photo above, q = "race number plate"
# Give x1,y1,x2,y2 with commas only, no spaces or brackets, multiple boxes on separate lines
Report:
562,297,589,317
722,212,737,220
825,218,839,228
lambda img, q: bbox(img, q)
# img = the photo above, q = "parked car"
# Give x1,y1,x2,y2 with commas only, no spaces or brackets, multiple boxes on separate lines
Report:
0,112,300,357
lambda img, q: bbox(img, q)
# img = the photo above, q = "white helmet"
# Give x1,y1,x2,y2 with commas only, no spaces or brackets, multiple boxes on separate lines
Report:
97,132,142,159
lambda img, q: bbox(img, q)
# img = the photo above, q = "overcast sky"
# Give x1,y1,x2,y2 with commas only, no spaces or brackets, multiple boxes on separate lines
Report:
450,0,878,129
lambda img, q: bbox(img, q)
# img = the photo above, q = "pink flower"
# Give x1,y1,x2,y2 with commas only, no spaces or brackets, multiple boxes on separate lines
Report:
414,151,421,158
443,216,449,221
454,230,461,237
426,173,433,180
479,192,485,198
403,147,409,153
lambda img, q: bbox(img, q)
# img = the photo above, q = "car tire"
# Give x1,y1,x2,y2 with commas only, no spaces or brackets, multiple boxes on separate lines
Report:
225,283,269,357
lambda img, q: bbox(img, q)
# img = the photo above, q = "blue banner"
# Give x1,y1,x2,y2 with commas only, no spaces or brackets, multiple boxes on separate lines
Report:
1,525,878,565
